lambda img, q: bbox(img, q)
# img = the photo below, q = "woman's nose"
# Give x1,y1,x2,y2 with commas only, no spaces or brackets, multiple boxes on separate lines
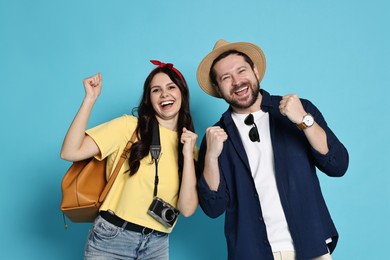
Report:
160,90,168,97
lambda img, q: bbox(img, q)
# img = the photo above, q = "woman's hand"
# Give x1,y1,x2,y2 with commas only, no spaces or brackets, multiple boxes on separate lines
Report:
83,73,102,101
60,73,102,161
181,127,198,158
178,127,198,217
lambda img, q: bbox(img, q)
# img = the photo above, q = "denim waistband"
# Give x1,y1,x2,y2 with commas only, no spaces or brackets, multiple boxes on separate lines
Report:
100,211,166,235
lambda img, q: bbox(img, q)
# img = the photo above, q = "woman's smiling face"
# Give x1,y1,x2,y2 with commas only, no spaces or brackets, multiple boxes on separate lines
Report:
150,72,182,124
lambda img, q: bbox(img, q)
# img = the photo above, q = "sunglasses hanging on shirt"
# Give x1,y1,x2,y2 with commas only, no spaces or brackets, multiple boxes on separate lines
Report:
244,114,260,142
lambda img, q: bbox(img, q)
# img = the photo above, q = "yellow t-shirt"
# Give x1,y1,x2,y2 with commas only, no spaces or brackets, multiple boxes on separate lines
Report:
86,115,180,233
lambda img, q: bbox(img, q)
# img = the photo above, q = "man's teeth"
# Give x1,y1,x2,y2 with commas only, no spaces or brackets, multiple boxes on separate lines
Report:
235,86,248,93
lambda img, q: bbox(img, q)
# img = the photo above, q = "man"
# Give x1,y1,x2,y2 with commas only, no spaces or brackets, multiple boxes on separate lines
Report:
196,40,349,260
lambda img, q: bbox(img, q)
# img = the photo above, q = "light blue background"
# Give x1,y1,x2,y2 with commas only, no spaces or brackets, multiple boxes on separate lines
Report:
1,0,389,259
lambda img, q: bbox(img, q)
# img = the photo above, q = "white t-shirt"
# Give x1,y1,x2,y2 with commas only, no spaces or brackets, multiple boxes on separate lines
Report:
231,110,294,252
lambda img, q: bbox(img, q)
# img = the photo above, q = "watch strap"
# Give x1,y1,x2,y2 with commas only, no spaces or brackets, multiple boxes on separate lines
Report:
297,122,308,130
297,113,314,130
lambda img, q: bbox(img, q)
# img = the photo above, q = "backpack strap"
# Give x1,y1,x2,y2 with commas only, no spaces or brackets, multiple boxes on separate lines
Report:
98,131,137,203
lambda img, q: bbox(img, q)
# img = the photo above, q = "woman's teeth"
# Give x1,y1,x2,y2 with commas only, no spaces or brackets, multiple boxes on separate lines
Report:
161,101,174,107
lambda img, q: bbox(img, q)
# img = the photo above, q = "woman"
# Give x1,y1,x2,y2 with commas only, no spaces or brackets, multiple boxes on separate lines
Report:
60,60,198,259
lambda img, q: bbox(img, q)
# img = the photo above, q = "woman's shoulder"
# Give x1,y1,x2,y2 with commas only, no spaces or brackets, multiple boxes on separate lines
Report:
97,114,138,136
118,114,138,135
120,114,138,124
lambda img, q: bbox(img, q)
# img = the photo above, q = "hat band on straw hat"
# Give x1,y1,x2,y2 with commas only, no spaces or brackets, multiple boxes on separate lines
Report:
196,40,266,98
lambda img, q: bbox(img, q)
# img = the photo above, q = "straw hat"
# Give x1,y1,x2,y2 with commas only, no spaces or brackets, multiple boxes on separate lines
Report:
196,39,266,98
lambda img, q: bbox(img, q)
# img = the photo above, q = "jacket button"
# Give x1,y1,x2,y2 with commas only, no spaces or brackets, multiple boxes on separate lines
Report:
259,217,263,222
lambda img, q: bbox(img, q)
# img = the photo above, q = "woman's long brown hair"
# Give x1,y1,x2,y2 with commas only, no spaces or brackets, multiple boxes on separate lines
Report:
128,67,194,182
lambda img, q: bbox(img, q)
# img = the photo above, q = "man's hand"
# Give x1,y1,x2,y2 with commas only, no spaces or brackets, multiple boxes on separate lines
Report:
279,94,306,124
205,126,228,159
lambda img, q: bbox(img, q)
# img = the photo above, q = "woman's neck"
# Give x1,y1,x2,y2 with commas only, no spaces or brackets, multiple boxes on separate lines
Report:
156,116,178,131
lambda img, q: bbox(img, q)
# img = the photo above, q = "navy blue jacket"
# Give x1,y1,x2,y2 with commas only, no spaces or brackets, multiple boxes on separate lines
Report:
197,89,349,260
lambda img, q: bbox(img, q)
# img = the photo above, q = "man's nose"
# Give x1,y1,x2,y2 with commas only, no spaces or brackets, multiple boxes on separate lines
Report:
232,75,242,86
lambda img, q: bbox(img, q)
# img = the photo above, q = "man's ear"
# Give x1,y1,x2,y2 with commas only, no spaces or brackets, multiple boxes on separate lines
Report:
214,84,222,97
253,65,260,81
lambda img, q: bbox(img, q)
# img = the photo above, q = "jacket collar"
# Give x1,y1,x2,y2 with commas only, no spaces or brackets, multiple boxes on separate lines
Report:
221,88,273,119
259,89,273,113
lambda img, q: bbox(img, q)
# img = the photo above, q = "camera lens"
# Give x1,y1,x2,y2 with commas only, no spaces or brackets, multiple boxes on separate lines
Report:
162,208,175,222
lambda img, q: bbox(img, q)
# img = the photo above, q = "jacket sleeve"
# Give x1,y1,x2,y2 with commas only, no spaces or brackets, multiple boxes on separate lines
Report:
196,136,229,218
304,100,349,177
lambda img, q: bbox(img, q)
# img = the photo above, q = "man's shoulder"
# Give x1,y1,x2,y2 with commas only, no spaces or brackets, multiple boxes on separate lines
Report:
210,119,224,128
266,90,314,106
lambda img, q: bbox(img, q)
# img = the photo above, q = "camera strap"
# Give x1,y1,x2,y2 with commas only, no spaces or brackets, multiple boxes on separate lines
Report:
150,118,161,197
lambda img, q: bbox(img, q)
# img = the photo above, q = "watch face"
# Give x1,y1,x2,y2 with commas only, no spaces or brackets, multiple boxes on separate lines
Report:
304,115,314,126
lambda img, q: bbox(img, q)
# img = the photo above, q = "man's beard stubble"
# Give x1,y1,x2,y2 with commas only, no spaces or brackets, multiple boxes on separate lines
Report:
225,81,260,110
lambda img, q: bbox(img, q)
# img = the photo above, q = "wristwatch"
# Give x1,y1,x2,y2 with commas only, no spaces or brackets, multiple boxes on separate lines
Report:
297,113,314,130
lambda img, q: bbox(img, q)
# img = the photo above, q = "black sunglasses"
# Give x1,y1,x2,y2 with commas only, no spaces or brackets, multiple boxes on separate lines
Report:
244,114,260,142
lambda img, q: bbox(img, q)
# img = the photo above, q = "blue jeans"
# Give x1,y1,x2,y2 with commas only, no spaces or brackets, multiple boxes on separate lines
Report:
84,215,169,260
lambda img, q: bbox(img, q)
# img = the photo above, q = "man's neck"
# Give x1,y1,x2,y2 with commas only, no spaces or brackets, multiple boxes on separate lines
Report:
231,93,263,114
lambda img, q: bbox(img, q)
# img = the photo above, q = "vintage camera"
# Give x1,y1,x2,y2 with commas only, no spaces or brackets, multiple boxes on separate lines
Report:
148,197,180,228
